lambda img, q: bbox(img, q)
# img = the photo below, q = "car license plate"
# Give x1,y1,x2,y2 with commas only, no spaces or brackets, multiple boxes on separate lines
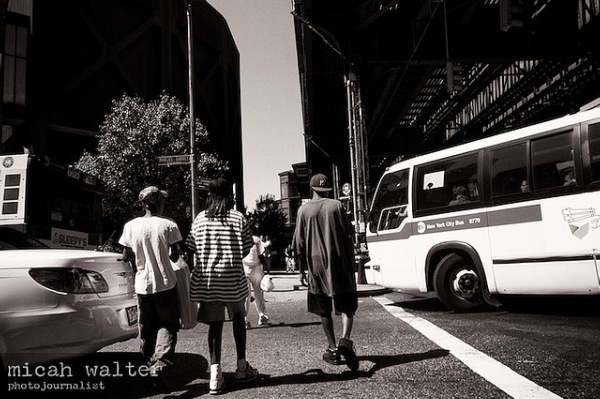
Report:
126,306,138,326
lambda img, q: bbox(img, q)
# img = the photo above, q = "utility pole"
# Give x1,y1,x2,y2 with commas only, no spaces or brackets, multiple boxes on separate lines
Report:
185,0,197,221
345,72,369,284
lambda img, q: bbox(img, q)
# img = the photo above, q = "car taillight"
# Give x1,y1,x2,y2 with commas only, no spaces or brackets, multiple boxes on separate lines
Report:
29,268,109,294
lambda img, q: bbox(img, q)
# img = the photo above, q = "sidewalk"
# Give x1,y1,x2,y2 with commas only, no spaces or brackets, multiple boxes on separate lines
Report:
268,271,391,297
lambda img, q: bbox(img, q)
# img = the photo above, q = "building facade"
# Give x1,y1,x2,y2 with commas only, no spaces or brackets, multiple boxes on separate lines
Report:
0,0,243,246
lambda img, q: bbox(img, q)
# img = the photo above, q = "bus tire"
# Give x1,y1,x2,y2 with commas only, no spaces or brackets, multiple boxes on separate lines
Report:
433,253,485,311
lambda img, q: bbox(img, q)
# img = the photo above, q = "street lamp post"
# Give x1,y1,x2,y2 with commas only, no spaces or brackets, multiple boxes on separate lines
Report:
185,0,197,221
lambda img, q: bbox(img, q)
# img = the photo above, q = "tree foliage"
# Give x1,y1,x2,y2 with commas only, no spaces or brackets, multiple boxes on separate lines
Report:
75,93,228,232
245,194,290,268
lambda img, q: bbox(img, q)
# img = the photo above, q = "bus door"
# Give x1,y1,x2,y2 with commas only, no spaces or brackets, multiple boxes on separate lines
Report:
487,127,600,294
366,168,419,290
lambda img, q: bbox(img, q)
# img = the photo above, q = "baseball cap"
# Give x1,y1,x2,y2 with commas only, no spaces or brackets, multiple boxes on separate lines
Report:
139,186,167,203
310,173,332,192
209,177,232,198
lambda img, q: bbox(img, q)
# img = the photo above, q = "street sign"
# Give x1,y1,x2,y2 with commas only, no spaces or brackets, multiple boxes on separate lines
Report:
157,154,191,166
196,177,212,190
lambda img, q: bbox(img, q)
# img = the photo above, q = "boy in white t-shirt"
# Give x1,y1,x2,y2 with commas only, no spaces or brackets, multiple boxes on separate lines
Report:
118,186,182,380
242,235,270,328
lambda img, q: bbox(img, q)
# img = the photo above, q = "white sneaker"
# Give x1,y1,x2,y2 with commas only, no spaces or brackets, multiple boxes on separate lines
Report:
234,361,258,382
209,364,224,395
258,314,269,326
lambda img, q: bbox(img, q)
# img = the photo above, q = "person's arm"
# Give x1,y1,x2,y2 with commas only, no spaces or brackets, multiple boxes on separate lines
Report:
169,242,181,263
121,246,137,272
254,238,267,271
122,246,133,262
258,252,268,271
241,219,254,258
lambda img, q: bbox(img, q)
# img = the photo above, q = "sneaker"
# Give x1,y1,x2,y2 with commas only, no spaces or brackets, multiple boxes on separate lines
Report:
149,359,169,377
245,321,252,329
338,338,359,371
322,348,342,365
258,314,269,326
234,361,258,383
209,365,224,395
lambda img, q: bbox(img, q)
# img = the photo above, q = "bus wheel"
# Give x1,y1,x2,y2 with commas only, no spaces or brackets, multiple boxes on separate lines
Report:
433,253,484,311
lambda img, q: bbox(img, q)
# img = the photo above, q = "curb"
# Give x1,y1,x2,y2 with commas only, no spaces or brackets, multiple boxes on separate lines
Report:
269,273,391,297
357,285,393,297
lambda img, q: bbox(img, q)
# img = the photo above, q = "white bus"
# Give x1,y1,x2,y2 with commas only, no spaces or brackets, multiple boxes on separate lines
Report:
366,107,600,311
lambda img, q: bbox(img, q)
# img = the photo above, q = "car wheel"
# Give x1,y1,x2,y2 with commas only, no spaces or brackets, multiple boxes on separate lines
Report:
433,253,485,311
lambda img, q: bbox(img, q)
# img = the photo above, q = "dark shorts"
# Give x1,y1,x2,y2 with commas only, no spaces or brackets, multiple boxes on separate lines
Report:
308,291,358,317
197,300,246,323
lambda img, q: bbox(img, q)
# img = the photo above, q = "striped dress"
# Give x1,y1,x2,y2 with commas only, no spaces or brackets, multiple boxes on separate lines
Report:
186,209,253,303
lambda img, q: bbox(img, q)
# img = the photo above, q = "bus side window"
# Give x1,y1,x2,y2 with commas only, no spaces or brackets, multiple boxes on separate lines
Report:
378,205,408,230
416,152,479,212
531,130,575,190
588,122,600,183
490,142,527,196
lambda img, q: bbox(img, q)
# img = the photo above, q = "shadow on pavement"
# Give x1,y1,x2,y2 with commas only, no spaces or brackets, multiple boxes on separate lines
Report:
386,293,600,316
389,297,447,312
496,295,600,316
247,321,321,330
4,351,207,399
359,349,450,377
200,349,452,395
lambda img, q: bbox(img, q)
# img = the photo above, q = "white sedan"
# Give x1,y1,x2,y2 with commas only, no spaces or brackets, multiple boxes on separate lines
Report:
0,228,138,369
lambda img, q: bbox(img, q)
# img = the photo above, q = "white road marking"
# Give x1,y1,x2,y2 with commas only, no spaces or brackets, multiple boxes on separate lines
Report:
373,296,562,399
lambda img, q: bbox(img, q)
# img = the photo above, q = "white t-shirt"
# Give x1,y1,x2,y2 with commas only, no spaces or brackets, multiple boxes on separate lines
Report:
118,215,182,295
242,236,265,270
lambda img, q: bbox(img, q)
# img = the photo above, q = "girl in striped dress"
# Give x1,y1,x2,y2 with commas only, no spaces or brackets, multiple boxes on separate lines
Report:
186,178,258,394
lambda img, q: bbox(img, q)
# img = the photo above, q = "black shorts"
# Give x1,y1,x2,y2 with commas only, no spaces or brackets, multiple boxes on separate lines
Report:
308,291,358,317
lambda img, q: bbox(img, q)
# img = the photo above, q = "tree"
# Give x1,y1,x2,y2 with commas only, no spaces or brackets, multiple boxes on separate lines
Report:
245,194,289,269
75,93,228,234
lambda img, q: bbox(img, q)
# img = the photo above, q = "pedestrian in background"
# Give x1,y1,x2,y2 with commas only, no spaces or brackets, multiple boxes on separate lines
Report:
285,244,296,273
186,178,258,395
292,173,359,371
118,186,183,381
243,232,270,329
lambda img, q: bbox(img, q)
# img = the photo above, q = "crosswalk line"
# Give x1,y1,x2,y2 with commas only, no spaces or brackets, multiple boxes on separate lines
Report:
373,296,562,399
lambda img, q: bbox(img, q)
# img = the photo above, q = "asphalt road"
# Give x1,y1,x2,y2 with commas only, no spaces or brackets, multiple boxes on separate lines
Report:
7,273,600,398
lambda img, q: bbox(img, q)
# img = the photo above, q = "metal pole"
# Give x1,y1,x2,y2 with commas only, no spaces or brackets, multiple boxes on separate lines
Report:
186,0,197,221
345,72,369,284
345,73,360,228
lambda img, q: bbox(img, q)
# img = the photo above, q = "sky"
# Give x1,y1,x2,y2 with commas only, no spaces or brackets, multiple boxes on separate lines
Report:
206,0,306,209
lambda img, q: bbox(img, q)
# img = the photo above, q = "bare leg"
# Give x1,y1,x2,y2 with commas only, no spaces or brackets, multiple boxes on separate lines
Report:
232,313,247,360
341,313,354,340
321,315,337,349
208,321,224,364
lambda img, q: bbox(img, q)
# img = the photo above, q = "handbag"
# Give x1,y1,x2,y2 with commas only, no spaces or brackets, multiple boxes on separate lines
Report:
172,258,198,329
260,274,275,292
